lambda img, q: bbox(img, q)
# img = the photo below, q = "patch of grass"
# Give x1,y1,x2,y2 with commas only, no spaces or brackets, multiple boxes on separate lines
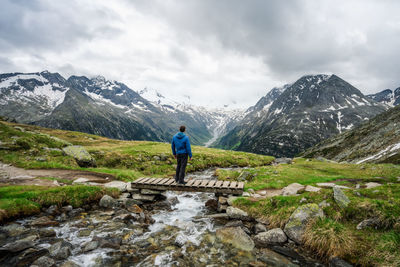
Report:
0,185,119,222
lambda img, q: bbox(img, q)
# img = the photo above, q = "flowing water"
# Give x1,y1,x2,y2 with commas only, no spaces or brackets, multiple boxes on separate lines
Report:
7,169,304,266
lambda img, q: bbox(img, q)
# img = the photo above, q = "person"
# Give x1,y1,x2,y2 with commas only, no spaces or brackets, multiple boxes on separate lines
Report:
171,125,192,184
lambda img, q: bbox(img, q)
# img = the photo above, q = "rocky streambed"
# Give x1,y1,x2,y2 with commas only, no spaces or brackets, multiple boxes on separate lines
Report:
0,169,329,267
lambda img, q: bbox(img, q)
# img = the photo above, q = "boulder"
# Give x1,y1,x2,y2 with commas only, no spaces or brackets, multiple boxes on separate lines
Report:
131,193,156,202
305,185,321,192
226,206,249,220
216,227,255,251
1,224,28,237
227,196,238,206
83,240,99,252
365,182,381,189
72,177,90,184
218,196,228,205
99,195,118,208
0,240,34,252
140,189,163,195
205,199,218,211
284,203,324,244
49,241,72,260
282,183,305,196
273,158,293,165
254,228,288,246
329,257,353,267
126,203,143,214
62,145,96,167
30,216,59,227
126,182,140,193
217,204,228,212
356,218,380,230
104,181,127,192
333,186,350,209
317,183,349,189
242,192,251,197
32,256,55,267
38,228,56,238
253,223,267,234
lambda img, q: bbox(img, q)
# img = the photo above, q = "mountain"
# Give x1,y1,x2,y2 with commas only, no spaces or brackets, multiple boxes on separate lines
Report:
0,71,242,145
367,87,400,107
302,104,400,164
215,74,387,157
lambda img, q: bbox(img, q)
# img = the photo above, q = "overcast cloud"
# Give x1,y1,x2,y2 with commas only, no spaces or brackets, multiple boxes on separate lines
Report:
1,0,399,108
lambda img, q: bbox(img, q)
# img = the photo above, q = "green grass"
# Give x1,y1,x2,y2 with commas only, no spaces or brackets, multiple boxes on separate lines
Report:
0,185,119,222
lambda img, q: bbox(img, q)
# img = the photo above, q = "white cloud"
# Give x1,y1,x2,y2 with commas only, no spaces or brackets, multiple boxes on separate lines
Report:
0,0,399,108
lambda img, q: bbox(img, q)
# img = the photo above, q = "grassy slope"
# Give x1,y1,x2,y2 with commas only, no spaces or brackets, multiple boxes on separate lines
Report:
0,121,274,180
216,158,400,266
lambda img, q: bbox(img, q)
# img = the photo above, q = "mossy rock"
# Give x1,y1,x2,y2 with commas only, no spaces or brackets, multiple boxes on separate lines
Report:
62,146,96,167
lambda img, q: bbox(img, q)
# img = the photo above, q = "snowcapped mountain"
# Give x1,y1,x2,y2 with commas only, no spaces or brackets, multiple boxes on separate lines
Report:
367,88,400,107
0,71,243,145
215,74,387,157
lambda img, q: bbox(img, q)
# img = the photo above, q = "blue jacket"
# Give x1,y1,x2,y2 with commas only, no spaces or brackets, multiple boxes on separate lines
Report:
171,132,192,158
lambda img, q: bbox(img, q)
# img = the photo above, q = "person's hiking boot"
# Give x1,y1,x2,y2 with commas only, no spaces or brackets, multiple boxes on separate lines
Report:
179,181,187,185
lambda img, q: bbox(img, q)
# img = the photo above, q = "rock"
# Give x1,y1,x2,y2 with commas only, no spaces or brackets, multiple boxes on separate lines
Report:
92,236,121,249
83,240,99,252
253,193,262,198
62,145,96,167
49,241,72,260
131,193,156,202
216,227,255,251
38,228,56,238
318,200,331,208
356,218,380,230
253,223,267,234
72,177,90,184
99,195,118,208
1,224,28,237
248,189,255,194
217,204,228,212
168,196,179,205
299,197,307,203
68,208,84,217
317,183,350,189
205,199,218,211
242,192,251,197
7,248,48,267
0,240,34,252
329,257,353,267
304,185,321,192
78,229,92,237
174,234,187,247
153,156,161,161
254,228,288,246
126,182,140,193
258,248,299,267
273,158,293,164
259,190,267,196
226,206,249,220
126,203,143,213
365,182,382,189
256,217,270,226
333,186,350,209
281,183,305,196
60,261,80,267
140,189,163,195
218,196,228,205
238,171,254,181
225,220,244,227
61,205,73,212
284,203,324,244
104,181,128,192
227,196,238,206
118,193,131,201
32,256,55,267
124,198,143,207
45,205,59,215
30,216,59,227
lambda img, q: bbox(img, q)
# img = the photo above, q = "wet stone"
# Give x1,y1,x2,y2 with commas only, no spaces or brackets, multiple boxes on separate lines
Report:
49,241,72,260
30,216,59,227
32,256,55,267
0,240,34,252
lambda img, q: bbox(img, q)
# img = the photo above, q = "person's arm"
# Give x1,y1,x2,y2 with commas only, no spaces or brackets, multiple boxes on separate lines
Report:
186,137,192,159
171,138,177,158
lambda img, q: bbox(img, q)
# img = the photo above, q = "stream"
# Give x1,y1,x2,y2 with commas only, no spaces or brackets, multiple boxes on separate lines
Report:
0,169,314,267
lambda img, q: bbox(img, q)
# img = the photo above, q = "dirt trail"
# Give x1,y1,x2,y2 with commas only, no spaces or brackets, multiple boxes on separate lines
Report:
0,162,115,187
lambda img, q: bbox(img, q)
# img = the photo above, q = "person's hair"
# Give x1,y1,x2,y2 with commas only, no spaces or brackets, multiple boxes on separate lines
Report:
179,125,186,132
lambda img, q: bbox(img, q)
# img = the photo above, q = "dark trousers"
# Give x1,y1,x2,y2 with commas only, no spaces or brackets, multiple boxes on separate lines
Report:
175,153,188,183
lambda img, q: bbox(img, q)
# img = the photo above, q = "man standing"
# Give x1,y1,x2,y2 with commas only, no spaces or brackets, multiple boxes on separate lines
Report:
171,125,192,184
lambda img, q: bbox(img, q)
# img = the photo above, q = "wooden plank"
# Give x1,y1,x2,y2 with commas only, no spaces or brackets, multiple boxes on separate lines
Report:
192,180,202,187
222,181,230,188
186,180,196,187
165,179,175,185
206,180,216,187
169,181,178,186
139,178,152,184
145,178,157,184
237,182,244,189
200,180,209,187
214,181,223,188
132,177,145,184
152,178,163,184
157,178,169,185
229,181,238,188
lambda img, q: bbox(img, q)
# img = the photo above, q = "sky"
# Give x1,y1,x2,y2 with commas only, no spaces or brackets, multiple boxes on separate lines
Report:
1,0,399,108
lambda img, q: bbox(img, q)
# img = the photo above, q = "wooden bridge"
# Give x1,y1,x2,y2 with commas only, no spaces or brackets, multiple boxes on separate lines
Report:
131,178,244,195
